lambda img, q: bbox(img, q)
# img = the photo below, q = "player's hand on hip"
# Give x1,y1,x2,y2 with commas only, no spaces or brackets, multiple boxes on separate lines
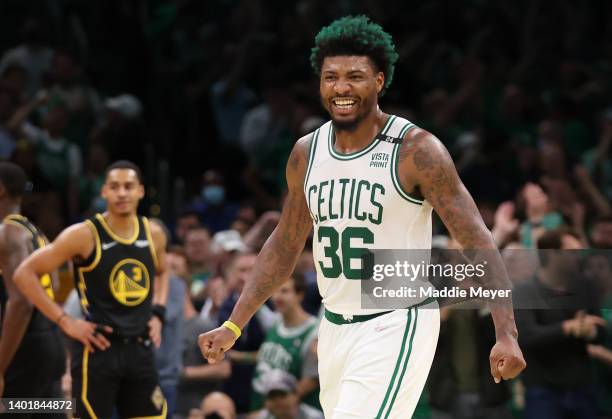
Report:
489,335,526,383
198,326,238,364
148,316,163,348
59,316,113,352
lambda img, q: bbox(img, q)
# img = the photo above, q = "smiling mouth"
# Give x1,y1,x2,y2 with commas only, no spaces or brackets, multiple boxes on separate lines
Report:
332,97,357,110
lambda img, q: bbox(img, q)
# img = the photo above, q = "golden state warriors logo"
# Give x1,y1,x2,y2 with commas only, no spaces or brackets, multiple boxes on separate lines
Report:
109,258,150,306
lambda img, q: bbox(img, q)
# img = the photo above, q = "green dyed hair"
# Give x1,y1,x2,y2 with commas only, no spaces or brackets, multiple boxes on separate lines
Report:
310,15,399,95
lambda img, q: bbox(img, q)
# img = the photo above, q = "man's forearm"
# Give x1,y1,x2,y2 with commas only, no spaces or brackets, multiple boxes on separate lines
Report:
15,269,64,325
229,229,304,329
0,298,33,373
482,248,519,339
453,231,519,340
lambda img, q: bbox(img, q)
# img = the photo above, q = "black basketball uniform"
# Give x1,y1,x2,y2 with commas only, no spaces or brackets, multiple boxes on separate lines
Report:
71,213,166,419
0,215,65,417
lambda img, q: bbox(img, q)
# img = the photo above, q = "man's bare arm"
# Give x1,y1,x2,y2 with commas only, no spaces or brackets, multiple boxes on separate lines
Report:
13,223,112,351
0,226,35,378
229,135,314,329
13,223,94,324
398,129,525,381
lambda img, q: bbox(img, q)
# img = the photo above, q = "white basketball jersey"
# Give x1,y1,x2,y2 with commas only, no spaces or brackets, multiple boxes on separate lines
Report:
304,115,433,315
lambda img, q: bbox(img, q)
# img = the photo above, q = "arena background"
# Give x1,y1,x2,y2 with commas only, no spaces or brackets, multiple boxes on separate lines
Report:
0,1,611,418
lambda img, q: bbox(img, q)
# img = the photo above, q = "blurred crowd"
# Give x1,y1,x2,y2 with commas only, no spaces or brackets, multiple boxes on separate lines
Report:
1,0,612,418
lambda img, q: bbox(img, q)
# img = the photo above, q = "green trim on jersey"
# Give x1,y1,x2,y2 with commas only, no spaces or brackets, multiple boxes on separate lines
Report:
324,308,391,324
328,115,396,161
303,130,320,195
376,308,418,419
324,297,434,325
376,307,415,419
390,122,423,205
384,308,419,418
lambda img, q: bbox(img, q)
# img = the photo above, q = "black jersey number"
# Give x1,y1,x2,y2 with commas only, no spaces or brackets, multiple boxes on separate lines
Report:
317,226,374,279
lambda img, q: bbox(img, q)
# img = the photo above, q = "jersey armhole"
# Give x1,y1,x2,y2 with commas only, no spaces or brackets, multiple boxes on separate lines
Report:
303,129,320,195
75,220,101,271
142,217,159,269
390,123,424,205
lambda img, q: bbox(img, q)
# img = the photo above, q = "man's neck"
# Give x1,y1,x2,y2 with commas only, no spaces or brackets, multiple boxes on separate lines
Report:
103,212,136,239
282,306,309,328
0,202,20,221
333,107,387,154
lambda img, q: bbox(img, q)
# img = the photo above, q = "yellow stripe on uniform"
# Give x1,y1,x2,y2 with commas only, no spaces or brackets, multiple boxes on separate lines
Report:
78,220,102,312
96,213,139,244
142,217,159,269
82,349,98,419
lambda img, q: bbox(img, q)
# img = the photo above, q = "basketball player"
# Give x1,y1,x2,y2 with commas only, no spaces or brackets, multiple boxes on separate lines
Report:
0,162,64,415
199,16,526,418
14,160,169,418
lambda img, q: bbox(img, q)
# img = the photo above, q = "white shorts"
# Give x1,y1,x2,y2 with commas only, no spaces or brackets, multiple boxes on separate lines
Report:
318,300,440,419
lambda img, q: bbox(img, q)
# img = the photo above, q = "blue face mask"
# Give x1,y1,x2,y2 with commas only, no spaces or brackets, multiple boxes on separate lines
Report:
202,185,225,205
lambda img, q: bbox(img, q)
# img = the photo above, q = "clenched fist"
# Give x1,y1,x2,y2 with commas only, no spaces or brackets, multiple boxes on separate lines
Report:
490,335,526,383
198,326,239,363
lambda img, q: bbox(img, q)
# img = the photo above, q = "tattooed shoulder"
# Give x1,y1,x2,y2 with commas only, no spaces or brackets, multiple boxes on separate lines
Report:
395,129,453,198
286,134,313,186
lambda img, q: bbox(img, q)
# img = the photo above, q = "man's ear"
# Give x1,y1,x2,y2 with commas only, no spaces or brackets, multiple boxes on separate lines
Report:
376,72,385,95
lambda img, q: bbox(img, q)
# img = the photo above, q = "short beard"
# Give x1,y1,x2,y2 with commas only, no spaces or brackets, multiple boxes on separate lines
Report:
331,117,361,133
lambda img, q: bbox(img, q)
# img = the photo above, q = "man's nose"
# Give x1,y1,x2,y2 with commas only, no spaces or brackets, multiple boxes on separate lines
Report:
334,80,351,95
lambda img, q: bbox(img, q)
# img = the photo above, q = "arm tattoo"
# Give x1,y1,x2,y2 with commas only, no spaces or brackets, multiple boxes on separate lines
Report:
232,136,313,323
400,135,493,249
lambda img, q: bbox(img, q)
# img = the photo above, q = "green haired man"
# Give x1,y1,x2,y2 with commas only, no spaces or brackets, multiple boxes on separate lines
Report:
200,15,525,418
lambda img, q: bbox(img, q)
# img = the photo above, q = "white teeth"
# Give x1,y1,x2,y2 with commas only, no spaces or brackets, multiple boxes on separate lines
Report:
334,98,356,108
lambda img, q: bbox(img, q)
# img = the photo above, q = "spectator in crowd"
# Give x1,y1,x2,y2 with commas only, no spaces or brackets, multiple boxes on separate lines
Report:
174,210,202,245
211,229,247,274
590,216,612,249
7,90,82,221
199,276,227,326
514,228,606,419
517,183,563,248
188,391,237,419
0,18,53,98
184,226,215,295
176,284,230,418
1,63,28,103
190,170,239,233
250,274,319,412
584,251,612,418
582,109,612,202
167,245,190,281
90,93,146,168
218,251,277,414
255,370,323,419
429,306,513,419
46,49,102,151
78,142,109,216
150,217,186,419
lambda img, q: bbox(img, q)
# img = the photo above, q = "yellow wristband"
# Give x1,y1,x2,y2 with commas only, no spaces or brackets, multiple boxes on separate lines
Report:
222,320,241,339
